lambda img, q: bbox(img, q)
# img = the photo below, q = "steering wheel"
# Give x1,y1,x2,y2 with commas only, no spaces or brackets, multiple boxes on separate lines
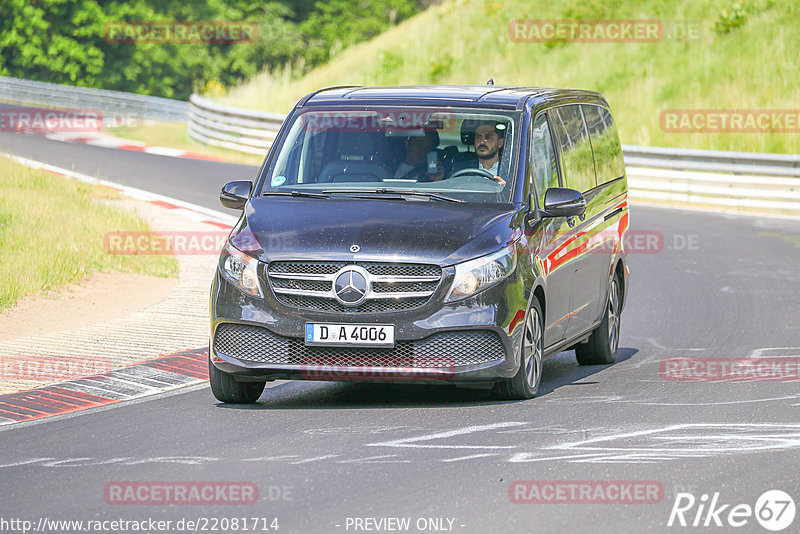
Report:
449,167,500,182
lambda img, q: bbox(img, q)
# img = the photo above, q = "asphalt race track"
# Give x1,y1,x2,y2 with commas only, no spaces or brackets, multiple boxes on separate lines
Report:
2,132,800,533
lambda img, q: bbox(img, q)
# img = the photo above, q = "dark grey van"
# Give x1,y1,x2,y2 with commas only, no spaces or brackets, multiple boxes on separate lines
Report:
209,85,630,403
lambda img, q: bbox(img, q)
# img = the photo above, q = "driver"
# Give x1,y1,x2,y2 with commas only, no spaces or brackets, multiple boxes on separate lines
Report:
454,121,506,186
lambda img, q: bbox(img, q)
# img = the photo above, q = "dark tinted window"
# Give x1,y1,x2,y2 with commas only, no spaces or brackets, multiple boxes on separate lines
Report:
530,113,559,208
581,104,624,185
551,105,597,193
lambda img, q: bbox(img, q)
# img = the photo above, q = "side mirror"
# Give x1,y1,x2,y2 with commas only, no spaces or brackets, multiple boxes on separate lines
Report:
542,187,586,218
220,180,253,210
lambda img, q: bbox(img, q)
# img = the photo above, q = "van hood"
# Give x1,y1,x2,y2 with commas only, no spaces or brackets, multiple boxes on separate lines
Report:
230,197,520,266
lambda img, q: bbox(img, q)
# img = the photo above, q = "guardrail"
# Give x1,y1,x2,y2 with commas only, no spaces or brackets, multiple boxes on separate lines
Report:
188,94,285,155
623,145,800,178
2,76,797,214
624,146,800,212
185,95,800,212
626,167,800,212
0,76,188,122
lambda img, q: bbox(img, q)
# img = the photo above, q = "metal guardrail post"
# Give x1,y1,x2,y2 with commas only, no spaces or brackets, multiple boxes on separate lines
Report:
2,76,798,213
0,76,188,122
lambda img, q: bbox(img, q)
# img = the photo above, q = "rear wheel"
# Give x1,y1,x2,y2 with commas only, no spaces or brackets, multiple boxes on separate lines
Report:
494,299,544,400
576,274,621,365
209,357,266,403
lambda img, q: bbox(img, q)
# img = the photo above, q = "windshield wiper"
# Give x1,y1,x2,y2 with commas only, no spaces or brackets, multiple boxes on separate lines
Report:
322,188,462,203
262,190,330,199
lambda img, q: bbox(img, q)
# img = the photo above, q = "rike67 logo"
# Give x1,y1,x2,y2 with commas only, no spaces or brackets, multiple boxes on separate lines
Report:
668,490,795,531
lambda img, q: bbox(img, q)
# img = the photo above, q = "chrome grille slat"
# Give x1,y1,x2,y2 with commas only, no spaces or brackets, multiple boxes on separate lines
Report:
268,272,335,281
272,287,333,298
266,261,443,314
370,275,441,282
365,291,434,299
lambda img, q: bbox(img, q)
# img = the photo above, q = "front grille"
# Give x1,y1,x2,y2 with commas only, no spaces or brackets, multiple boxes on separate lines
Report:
214,323,505,368
266,261,442,314
372,280,439,293
276,295,430,313
214,323,293,364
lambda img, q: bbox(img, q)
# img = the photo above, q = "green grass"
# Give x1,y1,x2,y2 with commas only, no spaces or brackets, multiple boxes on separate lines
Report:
0,157,178,311
105,121,265,166
218,0,799,154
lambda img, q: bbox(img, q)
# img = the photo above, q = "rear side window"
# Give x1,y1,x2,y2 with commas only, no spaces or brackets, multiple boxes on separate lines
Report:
551,105,597,194
531,113,559,208
581,104,625,185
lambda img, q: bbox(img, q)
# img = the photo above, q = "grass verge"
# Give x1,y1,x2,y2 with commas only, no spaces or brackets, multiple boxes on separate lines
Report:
218,0,799,154
105,121,265,166
0,156,178,311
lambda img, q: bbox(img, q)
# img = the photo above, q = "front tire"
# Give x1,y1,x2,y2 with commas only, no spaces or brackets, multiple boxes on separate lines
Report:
494,299,544,400
209,357,266,403
575,274,621,365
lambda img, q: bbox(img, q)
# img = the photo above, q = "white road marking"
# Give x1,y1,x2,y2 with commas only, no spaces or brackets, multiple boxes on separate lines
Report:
0,458,55,469
441,453,498,462
366,422,527,449
242,455,299,462
290,454,340,464
509,423,800,464
0,152,237,226
634,395,800,406
750,347,800,357
337,455,411,464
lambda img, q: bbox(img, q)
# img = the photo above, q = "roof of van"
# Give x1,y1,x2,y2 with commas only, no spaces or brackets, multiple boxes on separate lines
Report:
298,85,606,110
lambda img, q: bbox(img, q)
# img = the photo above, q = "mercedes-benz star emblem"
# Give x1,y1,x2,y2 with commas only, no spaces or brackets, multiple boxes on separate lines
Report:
333,268,369,306
349,244,360,253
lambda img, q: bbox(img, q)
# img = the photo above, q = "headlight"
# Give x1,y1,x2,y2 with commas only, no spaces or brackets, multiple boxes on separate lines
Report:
445,245,517,302
219,241,263,298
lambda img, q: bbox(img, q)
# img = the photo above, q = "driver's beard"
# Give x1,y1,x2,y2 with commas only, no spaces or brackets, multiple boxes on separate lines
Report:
478,147,499,166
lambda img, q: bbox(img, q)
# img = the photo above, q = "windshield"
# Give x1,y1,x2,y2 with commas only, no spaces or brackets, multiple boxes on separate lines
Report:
259,107,519,203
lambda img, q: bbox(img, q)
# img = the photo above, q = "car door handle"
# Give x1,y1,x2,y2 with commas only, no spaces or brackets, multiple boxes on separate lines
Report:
604,207,623,221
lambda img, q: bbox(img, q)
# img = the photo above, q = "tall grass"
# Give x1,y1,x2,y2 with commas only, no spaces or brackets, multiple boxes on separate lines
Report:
0,157,178,310
219,0,799,153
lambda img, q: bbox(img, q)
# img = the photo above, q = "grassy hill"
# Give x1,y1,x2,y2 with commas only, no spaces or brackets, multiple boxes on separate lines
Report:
217,0,799,154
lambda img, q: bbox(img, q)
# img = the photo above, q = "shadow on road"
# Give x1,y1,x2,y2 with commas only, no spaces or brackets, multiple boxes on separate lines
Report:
214,347,639,410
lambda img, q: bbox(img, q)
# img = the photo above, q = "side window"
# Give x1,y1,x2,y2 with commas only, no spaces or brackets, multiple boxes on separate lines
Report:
551,105,597,194
531,113,559,208
581,104,624,185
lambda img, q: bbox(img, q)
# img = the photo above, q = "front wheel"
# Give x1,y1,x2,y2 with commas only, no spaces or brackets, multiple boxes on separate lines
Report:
209,357,266,403
575,274,621,365
494,299,544,400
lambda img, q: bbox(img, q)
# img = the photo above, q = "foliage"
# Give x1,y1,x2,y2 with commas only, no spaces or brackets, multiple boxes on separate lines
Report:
220,0,799,154
713,3,749,34
0,0,432,99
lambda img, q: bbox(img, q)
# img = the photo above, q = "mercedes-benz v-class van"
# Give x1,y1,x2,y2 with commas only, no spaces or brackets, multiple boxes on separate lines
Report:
209,85,630,403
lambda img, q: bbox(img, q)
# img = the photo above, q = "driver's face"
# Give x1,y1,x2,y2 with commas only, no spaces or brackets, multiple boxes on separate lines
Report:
474,125,504,160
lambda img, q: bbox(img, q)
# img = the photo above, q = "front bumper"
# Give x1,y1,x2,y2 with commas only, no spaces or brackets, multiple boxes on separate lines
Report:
209,269,527,385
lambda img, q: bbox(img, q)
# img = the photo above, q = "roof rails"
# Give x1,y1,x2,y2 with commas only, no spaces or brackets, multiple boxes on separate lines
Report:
297,85,362,107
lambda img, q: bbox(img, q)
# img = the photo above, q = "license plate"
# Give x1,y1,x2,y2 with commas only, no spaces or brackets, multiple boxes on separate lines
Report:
305,323,395,347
